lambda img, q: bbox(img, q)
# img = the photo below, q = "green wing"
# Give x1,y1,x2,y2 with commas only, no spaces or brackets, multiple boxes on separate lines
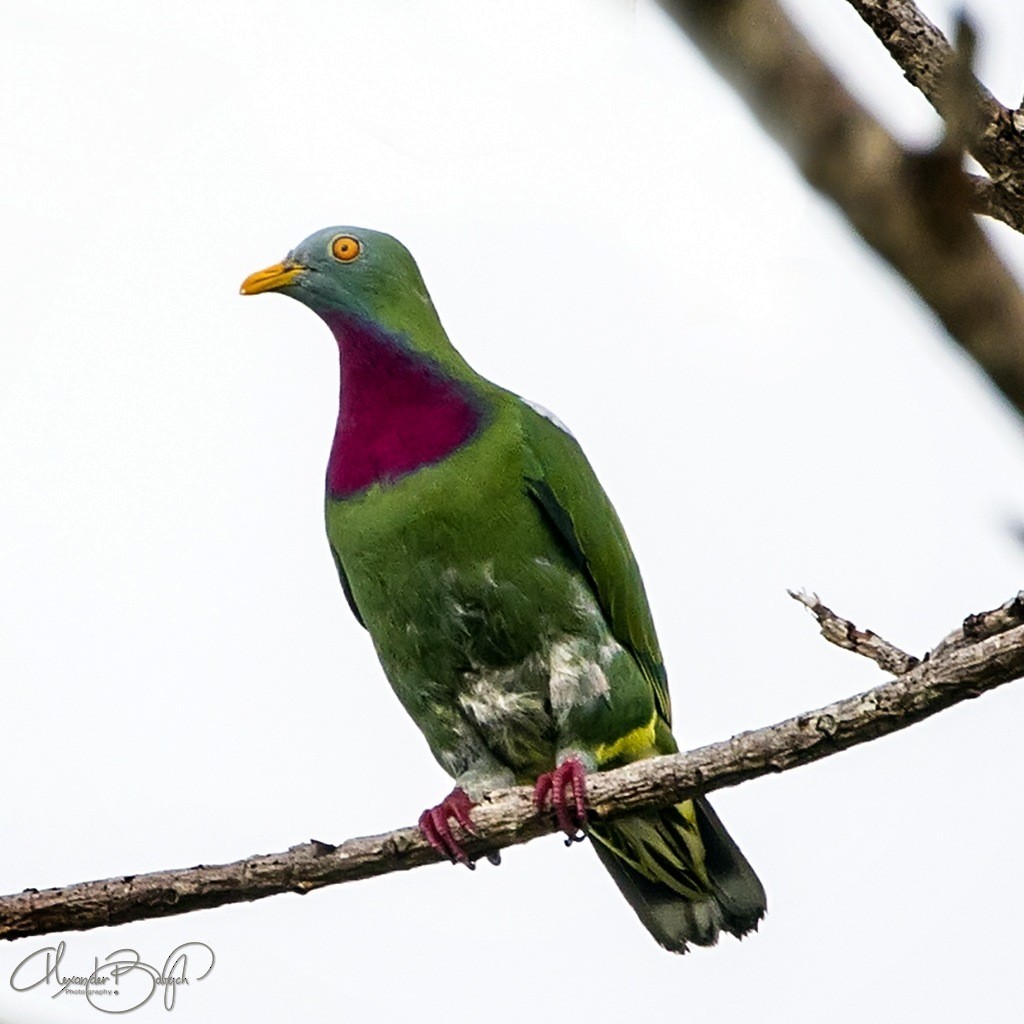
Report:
519,401,672,726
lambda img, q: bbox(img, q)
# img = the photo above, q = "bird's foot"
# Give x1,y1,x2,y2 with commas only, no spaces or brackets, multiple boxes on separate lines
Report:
534,758,588,844
418,787,478,868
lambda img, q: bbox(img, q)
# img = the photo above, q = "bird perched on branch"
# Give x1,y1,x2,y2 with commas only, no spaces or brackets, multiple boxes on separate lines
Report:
241,227,766,952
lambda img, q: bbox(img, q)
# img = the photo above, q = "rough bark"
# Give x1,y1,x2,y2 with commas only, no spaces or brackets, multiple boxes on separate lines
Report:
657,0,1024,422
841,2,1024,234
2,593,1022,942
840,0,1024,178
968,174,1024,235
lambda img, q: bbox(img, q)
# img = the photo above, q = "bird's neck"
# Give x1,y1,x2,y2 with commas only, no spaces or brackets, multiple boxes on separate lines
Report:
320,312,484,498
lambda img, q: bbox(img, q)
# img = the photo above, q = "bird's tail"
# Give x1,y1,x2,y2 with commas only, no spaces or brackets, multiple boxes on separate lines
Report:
588,795,766,953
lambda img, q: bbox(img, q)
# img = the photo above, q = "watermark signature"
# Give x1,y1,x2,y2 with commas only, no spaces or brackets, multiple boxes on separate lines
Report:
9,940,215,1013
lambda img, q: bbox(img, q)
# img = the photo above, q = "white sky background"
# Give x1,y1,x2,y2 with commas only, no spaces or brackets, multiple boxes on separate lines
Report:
2,0,1024,1021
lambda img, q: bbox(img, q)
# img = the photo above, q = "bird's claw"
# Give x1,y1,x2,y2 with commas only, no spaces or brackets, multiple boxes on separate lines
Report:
534,757,589,841
418,787,478,867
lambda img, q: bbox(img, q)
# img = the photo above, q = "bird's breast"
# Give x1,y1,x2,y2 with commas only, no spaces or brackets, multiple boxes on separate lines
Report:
324,409,629,772
326,317,486,498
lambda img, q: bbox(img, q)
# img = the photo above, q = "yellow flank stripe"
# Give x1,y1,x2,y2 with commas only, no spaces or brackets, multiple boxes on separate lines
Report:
677,799,698,830
595,713,658,766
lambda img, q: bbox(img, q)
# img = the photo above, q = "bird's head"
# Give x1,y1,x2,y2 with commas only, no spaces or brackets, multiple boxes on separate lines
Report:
240,226,434,324
241,226,478,379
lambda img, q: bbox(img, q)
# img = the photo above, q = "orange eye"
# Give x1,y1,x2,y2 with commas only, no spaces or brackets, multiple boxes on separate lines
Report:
331,235,361,262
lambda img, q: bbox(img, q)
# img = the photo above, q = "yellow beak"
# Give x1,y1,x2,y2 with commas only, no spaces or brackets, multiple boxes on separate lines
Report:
239,261,305,295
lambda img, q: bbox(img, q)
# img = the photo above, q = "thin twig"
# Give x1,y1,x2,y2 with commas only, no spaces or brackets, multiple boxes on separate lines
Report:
2,594,1022,942
788,590,919,675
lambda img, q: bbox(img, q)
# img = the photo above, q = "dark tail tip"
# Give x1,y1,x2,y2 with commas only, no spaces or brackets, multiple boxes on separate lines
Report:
589,797,766,953
693,796,767,938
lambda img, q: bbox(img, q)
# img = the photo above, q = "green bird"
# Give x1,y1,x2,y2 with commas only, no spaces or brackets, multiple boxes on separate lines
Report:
241,227,766,952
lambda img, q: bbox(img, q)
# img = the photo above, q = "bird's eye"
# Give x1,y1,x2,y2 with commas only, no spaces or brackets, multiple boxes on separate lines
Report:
331,235,361,262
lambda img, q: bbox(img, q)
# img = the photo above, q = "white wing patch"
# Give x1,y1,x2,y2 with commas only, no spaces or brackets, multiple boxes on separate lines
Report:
548,637,611,720
523,397,575,439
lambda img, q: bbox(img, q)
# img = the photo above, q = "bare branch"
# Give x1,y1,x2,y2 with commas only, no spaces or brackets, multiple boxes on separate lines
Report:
788,590,919,675
657,0,1024,423
929,590,1024,659
3,594,1023,942
841,1,1024,180
842,4,1024,238
968,174,1024,234
935,15,981,152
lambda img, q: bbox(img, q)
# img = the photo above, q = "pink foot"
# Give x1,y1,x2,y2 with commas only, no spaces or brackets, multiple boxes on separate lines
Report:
534,758,588,844
418,787,478,867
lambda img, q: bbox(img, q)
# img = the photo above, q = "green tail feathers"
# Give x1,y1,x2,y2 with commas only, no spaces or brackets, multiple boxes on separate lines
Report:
589,796,766,953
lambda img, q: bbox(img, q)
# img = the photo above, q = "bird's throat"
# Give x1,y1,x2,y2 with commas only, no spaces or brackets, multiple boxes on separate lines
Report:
322,313,483,498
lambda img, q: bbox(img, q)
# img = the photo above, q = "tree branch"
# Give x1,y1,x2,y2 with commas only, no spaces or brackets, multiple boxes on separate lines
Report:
841,2,1024,240
840,0,1024,181
968,174,1024,234
787,589,920,675
3,594,1023,942
657,0,1024,423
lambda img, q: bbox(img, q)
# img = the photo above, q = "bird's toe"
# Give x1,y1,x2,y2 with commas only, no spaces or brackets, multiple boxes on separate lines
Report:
534,757,589,841
418,787,477,867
